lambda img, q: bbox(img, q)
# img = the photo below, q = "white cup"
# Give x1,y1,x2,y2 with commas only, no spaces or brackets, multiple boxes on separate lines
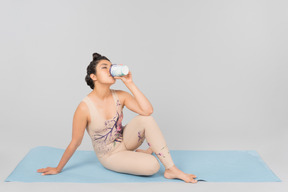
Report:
110,64,129,77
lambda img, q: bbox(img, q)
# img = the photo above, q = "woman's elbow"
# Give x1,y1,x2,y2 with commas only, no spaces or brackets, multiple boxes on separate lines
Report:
145,109,153,116
149,108,154,115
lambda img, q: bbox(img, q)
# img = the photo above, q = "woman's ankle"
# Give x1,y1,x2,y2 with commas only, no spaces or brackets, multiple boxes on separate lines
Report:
165,164,176,171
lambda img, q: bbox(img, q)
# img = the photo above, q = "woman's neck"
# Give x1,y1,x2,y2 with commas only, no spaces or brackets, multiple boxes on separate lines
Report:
91,85,112,101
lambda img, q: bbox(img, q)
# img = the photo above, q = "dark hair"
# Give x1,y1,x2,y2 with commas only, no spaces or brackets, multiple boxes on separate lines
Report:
85,53,110,89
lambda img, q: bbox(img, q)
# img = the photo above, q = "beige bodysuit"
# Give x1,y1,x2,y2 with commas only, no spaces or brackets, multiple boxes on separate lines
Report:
82,89,175,176
82,89,125,158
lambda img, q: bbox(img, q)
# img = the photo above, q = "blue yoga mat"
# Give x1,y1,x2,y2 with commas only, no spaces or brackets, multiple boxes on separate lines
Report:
5,146,281,183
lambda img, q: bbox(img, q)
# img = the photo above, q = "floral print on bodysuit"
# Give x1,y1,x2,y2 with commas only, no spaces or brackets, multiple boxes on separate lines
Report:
92,98,125,156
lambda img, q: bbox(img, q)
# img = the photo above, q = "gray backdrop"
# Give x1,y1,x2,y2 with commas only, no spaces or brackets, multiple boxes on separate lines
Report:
1,0,287,191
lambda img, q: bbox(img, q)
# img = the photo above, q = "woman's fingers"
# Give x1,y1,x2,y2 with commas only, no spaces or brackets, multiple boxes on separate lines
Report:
42,172,49,175
114,76,122,80
37,167,51,173
42,171,50,175
37,167,59,175
37,168,46,172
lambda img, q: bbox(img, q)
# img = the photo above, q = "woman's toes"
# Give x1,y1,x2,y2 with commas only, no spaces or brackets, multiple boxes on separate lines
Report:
192,179,198,183
184,174,197,183
189,174,197,178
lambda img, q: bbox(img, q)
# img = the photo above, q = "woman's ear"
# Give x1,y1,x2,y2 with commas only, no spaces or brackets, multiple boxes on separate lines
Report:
90,73,97,81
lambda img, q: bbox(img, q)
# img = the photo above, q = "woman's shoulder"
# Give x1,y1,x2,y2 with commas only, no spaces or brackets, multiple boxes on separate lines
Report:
113,89,124,94
113,89,127,106
73,98,90,122
113,89,128,98
78,97,90,112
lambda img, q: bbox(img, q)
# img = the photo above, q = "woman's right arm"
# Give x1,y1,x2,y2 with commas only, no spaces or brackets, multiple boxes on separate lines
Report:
37,101,88,175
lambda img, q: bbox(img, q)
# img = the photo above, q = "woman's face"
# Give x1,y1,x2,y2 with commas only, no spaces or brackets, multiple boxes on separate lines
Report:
93,59,116,84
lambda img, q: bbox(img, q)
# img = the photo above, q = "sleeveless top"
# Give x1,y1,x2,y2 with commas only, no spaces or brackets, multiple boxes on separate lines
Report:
82,89,125,159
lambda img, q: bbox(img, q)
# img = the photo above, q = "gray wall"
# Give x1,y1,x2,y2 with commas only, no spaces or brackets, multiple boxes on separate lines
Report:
0,0,287,179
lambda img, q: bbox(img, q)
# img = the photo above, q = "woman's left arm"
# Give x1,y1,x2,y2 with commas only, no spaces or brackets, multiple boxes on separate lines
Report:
114,71,153,115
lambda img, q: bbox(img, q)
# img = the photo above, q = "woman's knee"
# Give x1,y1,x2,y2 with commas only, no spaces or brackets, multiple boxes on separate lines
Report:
135,115,155,125
145,156,160,175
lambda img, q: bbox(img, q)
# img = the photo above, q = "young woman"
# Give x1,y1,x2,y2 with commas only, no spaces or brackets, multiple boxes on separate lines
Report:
37,53,198,183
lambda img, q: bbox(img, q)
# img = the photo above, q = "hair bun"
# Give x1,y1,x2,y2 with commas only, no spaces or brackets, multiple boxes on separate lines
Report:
92,53,102,61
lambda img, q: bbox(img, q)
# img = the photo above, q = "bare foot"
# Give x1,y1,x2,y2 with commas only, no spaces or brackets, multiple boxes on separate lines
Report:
135,147,153,154
164,165,198,183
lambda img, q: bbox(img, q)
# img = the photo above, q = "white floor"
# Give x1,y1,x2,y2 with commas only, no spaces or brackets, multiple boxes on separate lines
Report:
1,145,287,192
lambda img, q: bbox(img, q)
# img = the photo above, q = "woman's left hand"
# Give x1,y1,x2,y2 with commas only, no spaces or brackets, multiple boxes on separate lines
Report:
113,71,133,84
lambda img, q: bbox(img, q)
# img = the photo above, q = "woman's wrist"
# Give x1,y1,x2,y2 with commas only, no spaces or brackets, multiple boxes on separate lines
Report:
124,80,134,87
56,167,62,173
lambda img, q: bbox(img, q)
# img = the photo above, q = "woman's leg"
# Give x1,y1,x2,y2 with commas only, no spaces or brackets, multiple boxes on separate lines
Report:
122,115,198,183
101,115,198,182
99,115,168,176
100,149,160,176
122,115,175,169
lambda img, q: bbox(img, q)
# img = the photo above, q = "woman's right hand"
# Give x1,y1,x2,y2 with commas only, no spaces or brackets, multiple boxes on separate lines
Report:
37,167,60,175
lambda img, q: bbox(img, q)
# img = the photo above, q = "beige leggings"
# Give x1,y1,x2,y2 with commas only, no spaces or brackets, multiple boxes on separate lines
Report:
98,115,175,176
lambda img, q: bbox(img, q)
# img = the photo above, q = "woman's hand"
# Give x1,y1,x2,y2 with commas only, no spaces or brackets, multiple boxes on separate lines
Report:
37,167,60,175
113,70,133,84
